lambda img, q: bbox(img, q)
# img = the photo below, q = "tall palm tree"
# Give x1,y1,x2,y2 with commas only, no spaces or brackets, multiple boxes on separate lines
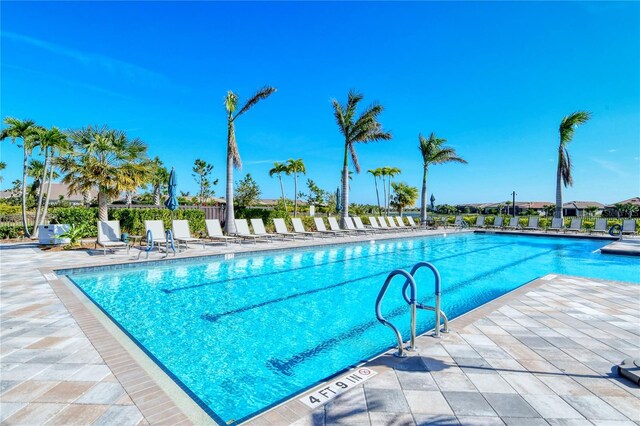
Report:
332,90,391,225
286,158,306,217
367,168,382,214
59,125,150,221
0,117,38,237
418,133,467,223
385,166,401,215
32,126,68,236
224,86,276,233
147,156,169,206
269,161,288,210
555,111,591,219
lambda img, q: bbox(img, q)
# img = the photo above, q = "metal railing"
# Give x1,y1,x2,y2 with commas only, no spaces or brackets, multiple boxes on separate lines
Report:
375,262,449,358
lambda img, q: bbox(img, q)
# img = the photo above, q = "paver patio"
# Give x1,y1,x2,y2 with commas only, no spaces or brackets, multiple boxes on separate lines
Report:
1,232,638,425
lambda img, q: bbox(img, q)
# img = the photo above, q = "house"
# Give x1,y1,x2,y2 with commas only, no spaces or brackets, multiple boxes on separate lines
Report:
562,201,605,217
604,197,640,216
0,183,97,205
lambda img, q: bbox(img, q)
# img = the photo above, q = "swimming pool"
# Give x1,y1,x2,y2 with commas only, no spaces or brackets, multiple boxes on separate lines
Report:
62,233,639,424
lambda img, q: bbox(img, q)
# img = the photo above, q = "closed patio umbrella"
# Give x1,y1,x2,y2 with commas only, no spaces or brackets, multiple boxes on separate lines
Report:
165,167,179,220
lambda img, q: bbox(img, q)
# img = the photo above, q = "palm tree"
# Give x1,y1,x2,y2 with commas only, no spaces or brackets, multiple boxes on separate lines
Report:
59,125,150,221
0,117,38,237
147,156,169,206
418,133,467,223
286,159,306,217
0,161,5,184
224,86,276,233
269,161,288,210
32,126,68,236
555,111,591,219
390,182,419,216
385,166,401,215
332,91,392,225
367,168,382,214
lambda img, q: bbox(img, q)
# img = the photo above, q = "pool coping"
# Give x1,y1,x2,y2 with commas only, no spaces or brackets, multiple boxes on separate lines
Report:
39,230,634,425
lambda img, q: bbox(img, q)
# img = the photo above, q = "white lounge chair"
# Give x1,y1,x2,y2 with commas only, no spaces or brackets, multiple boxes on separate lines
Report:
474,216,485,228
377,216,394,232
565,218,582,233
291,218,318,239
590,218,608,235
144,220,178,254
406,216,420,229
488,216,504,229
368,217,386,232
452,215,464,229
273,218,298,240
547,217,564,232
622,219,637,236
172,220,205,249
353,216,376,233
524,216,540,231
205,219,239,246
314,217,343,237
328,217,354,235
233,219,270,243
394,216,413,232
504,217,520,230
344,217,370,234
96,220,129,255
250,219,275,241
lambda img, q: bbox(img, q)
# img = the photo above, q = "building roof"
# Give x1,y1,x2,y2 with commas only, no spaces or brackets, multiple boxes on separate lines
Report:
606,197,640,207
0,183,97,202
562,201,605,209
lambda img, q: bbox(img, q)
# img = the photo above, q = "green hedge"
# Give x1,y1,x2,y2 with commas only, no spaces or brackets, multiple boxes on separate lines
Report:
0,225,23,239
110,209,205,236
49,207,100,237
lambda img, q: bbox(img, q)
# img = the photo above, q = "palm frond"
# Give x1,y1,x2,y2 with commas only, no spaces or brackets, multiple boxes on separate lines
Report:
559,111,591,145
348,143,361,173
234,86,277,120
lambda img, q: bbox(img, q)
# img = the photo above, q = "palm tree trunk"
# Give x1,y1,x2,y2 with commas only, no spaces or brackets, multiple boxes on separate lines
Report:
555,150,563,219
32,148,50,237
126,192,132,206
224,148,236,234
294,172,299,217
98,190,108,222
39,163,55,228
381,175,387,217
373,176,381,215
278,175,286,209
154,186,160,205
387,178,392,216
340,144,349,226
420,165,427,223
21,146,31,238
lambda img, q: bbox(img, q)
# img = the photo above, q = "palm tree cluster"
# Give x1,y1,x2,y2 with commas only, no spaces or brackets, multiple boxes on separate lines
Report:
367,166,401,215
268,158,307,216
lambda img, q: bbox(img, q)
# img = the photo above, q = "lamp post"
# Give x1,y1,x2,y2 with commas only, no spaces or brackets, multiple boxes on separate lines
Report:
511,191,517,217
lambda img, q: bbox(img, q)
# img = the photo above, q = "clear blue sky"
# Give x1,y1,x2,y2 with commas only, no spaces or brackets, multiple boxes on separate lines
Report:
1,1,639,206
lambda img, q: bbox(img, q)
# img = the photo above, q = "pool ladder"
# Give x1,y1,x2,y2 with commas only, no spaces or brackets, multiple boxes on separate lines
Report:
375,262,449,357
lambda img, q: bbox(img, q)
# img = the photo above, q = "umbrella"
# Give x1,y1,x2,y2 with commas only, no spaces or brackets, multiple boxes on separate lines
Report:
430,194,436,211
336,187,342,213
164,167,179,218
164,168,179,255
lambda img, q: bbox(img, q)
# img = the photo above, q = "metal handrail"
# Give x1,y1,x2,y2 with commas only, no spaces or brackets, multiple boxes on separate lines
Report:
138,229,155,260
165,229,176,258
401,262,449,338
375,269,417,358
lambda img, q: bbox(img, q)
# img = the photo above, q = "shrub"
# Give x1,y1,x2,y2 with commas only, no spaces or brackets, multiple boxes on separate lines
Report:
110,208,205,236
49,207,99,237
0,225,23,239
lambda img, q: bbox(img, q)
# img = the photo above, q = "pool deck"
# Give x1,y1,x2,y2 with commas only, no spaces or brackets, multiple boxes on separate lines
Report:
1,229,639,425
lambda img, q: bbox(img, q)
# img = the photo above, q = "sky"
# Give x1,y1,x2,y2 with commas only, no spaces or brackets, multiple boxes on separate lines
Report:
1,1,639,206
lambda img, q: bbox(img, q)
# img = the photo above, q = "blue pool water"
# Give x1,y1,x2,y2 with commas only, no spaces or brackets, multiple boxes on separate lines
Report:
63,233,639,423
